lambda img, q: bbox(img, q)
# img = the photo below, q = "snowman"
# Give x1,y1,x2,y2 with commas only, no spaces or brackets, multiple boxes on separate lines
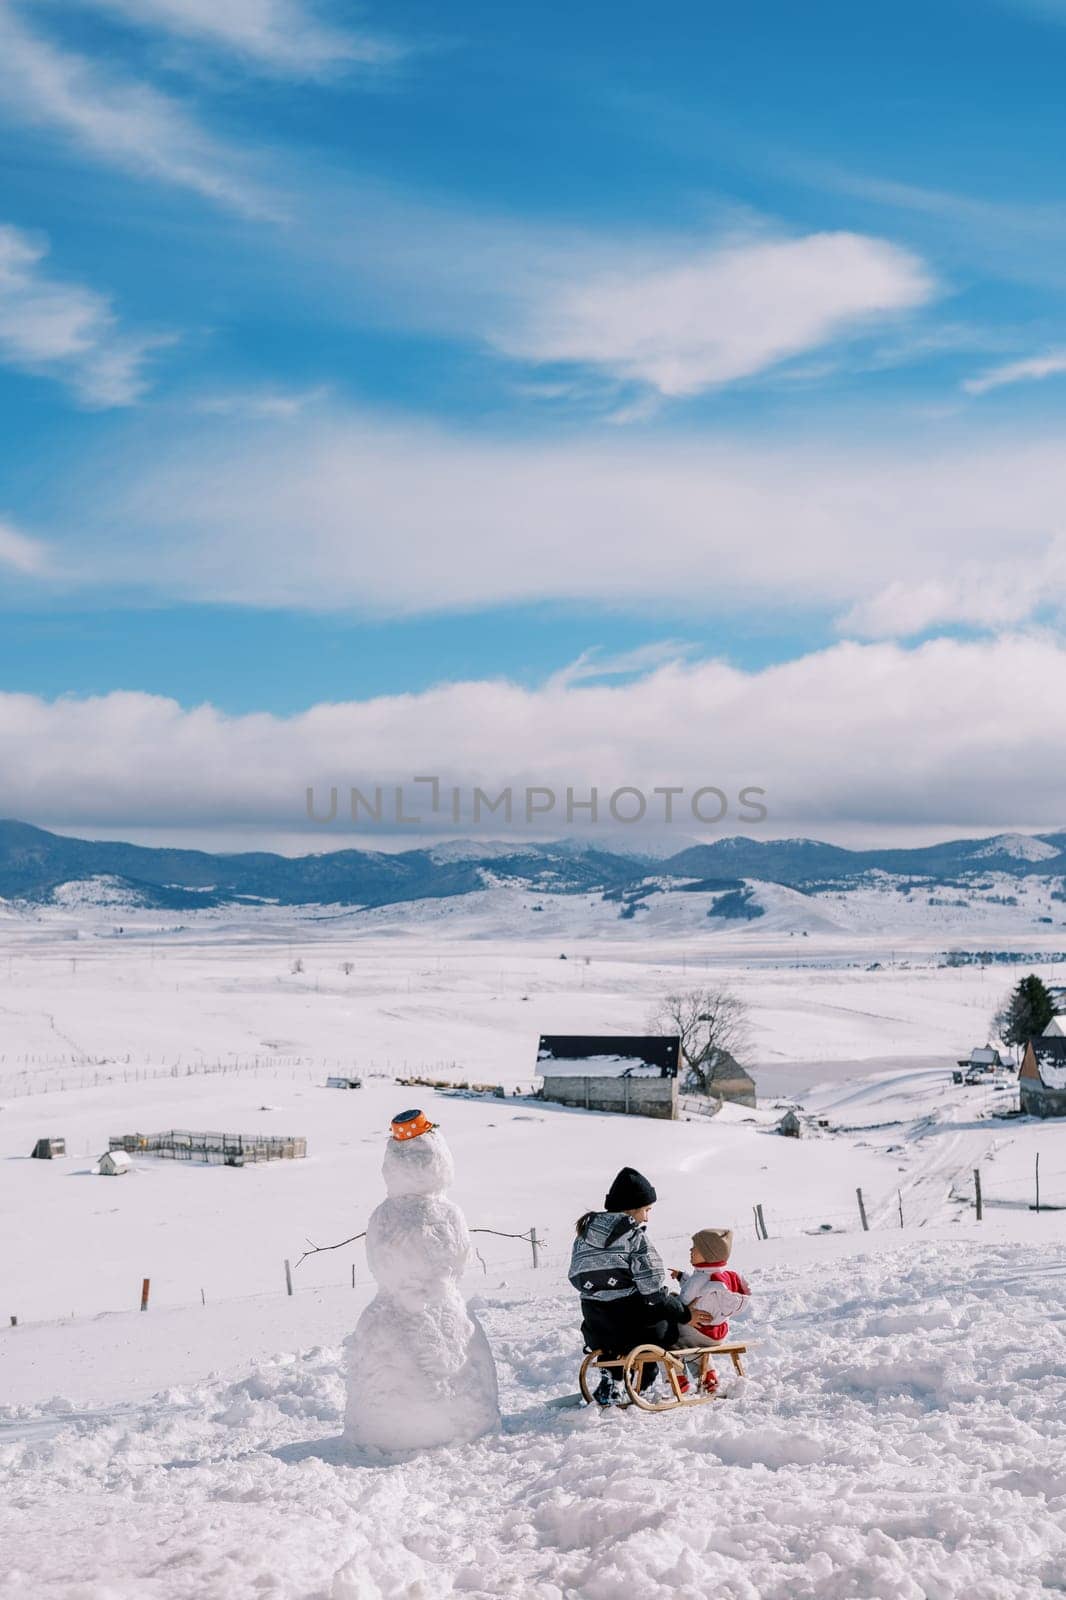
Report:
342,1108,501,1453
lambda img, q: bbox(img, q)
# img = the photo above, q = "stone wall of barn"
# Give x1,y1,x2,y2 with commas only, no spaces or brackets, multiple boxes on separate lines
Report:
539,1074,678,1119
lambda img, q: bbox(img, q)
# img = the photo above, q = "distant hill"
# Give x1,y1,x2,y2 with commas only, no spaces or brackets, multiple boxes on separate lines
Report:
1,819,1065,912
0,820,644,909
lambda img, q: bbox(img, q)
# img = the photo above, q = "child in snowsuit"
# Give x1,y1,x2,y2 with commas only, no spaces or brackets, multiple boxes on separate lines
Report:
569,1166,691,1404
670,1228,751,1395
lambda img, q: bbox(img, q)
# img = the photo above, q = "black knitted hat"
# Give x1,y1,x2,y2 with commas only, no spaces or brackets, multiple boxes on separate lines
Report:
604,1167,657,1210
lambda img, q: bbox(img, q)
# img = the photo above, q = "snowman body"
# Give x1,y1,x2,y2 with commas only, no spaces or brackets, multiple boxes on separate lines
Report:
342,1124,501,1453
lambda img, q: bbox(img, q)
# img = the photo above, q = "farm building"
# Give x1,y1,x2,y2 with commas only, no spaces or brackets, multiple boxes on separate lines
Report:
1020,1037,1066,1118
326,1075,362,1089
956,1045,1004,1072
777,1109,802,1137
97,1149,132,1176
30,1137,66,1159
704,1051,758,1108
536,1034,681,1120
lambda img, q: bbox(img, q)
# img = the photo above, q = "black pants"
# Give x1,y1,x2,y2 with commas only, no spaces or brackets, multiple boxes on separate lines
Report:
581,1297,683,1391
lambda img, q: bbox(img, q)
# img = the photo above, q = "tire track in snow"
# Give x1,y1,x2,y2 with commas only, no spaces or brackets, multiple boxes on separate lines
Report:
871,1114,999,1229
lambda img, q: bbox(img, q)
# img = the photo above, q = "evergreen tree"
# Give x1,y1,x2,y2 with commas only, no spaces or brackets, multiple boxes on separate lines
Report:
993,974,1056,1049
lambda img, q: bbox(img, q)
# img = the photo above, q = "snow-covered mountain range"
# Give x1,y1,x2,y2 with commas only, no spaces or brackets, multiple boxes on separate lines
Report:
4,819,1066,937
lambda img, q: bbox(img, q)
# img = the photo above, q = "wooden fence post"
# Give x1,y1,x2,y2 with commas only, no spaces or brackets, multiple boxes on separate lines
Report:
1035,1153,1041,1214
856,1188,869,1231
140,1278,150,1312
284,1259,294,1297
755,1203,768,1240
974,1168,983,1222
530,1227,541,1269
897,1190,904,1229
9,1315,16,1327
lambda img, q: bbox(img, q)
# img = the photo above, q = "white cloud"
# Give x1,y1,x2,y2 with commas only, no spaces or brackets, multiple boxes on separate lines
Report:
839,538,1066,638
0,223,169,405
289,190,942,404
61,0,399,76
547,642,700,688
66,408,1066,633
963,350,1066,396
4,635,1066,833
0,3,280,218
495,231,935,396
192,384,331,419
0,514,48,574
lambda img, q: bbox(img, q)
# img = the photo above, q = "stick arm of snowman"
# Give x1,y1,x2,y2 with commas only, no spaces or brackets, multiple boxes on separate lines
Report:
296,1231,367,1268
296,1223,536,1269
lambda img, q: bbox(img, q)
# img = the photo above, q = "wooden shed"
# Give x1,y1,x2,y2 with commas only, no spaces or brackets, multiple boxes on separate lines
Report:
30,1137,66,1159
705,1052,758,1108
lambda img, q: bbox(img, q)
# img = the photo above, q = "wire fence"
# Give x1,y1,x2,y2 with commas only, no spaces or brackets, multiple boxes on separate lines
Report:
11,1156,1066,1332
0,1054,475,1099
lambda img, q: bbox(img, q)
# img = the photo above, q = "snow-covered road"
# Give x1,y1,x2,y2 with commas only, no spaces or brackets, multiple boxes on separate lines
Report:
5,1238,1066,1600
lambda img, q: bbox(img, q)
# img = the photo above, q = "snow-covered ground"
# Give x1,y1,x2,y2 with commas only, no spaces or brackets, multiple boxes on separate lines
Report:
6,1234,1066,1599
1,905,1061,1100
5,915,1066,1597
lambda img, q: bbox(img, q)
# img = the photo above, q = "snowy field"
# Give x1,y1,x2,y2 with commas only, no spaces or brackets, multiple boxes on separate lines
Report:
4,909,1066,1597
1,897,1058,1100
6,1236,1066,1599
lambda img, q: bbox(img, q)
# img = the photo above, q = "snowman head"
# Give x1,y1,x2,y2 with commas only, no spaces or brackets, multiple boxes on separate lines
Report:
382,1113,455,1197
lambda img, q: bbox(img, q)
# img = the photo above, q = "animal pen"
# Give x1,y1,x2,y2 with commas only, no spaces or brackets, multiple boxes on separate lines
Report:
109,1130,307,1166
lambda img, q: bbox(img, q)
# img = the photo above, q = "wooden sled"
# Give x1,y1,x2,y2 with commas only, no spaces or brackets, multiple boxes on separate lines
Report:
579,1340,748,1412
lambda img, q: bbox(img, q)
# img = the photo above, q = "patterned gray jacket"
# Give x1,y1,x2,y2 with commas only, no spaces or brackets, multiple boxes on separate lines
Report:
568,1211,680,1311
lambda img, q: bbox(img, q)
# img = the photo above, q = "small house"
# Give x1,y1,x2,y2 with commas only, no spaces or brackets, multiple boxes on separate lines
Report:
777,1109,802,1138
30,1137,66,1159
704,1051,758,1108
1020,1037,1066,1118
956,1045,1003,1072
326,1075,363,1090
537,1034,681,1119
98,1149,132,1176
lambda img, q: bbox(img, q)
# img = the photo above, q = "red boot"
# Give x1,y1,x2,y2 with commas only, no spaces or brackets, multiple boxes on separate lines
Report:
700,1366,719,1396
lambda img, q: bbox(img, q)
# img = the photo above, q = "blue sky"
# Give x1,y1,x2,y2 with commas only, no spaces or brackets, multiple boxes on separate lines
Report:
3,0,1066,840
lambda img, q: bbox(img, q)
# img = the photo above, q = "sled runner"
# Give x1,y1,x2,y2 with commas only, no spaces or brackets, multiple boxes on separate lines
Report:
579,1341,748,1411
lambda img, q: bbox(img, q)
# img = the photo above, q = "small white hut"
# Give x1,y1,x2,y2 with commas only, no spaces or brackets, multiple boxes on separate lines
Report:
97,1149,132,1176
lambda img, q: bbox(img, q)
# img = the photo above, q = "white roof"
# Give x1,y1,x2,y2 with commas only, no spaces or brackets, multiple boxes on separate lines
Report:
100,1150,131,1169
1039,1060,1066,1090
1043,1017,1066,1037
970,1047,999,1063
538,1053,660,1078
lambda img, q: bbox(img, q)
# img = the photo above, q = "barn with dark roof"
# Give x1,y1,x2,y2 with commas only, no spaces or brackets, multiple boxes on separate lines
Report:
1020,1036,1066,1118
536,1034,681,1119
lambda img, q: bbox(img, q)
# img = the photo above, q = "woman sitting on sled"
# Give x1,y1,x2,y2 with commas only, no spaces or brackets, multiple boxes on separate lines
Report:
568,1166,692,1405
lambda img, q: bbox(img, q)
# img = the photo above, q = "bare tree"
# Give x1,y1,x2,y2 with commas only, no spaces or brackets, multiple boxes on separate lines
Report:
648,986,751,1095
